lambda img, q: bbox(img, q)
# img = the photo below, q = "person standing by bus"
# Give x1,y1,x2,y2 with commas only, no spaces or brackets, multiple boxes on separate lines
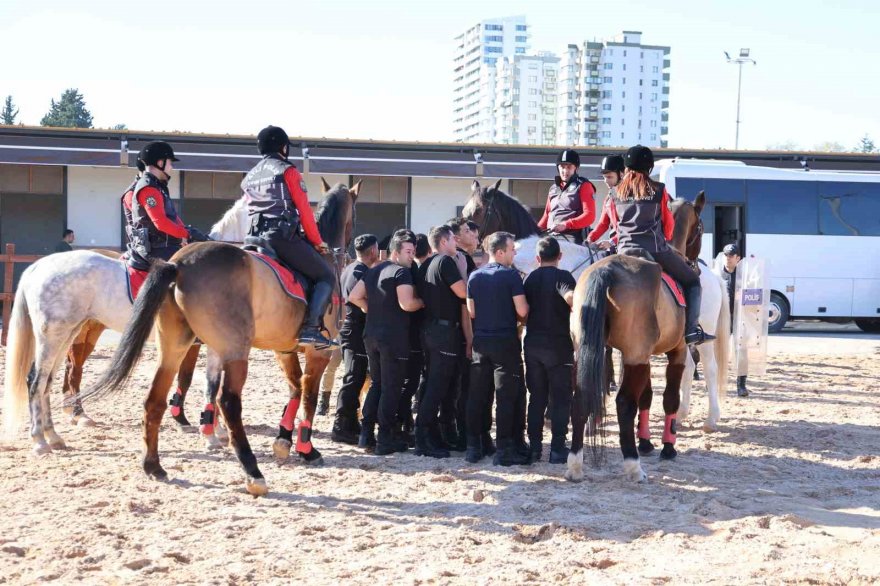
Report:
721,243,750,396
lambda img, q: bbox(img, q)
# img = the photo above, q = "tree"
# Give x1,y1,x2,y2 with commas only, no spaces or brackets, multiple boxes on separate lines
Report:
856,134,876,153
1,95,18,125
40,88,93,128
766,140,800,151
112,123,127,130
812,141,847,153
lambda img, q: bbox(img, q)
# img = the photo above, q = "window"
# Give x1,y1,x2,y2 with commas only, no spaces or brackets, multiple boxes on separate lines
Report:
528,88,538,95
651,106,658,114
602,104,612,111
528,75,538,82
604,63,613,70
747,180,818,235
622,91,626,98
621,118,625,125
651,92,658,101
623,50,627,57
528,100,537,107
651,134,657,141
639,79,643,86
622,105,626,111
623,63,627,71
603,76,612,83
484,35,503,42
652,66,659,73
528,114,537,120
621,132,625,139
652,80,659,87
486,47,502,53
602,117,611,124
515,35,528,42
639,93,643,99
601,131,611,138
516,24,527,31
640,65,644,72
515,47,526,54
483,57,497,65
485,24,503,31
818,181,880,236
602,90,612,98
641,51,644,58
528,126,537,133
622,77,626,84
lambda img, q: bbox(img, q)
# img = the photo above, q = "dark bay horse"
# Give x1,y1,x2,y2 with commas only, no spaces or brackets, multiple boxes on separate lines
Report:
566,194,706,483
82,182,358,496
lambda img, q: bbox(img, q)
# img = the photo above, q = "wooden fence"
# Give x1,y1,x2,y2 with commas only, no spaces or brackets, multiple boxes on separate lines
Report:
0,243,44,346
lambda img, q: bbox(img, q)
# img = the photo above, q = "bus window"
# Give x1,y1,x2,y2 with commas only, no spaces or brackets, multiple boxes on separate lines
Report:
747,180,818,235
818,182,880,237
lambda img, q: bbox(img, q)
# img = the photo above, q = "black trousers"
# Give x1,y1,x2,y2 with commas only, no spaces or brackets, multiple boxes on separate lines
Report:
268,233,335,286
335,322,368,420
652,248,699,287
467,336,524,444
525,342,574,449
418,322,462,431
362,337,408,431
399,348,423,426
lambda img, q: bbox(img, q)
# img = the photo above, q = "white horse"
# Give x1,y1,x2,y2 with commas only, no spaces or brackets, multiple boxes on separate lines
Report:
2,197,248,454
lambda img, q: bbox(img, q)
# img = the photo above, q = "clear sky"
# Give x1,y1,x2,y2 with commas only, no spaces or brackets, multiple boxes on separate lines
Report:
1,0,877,150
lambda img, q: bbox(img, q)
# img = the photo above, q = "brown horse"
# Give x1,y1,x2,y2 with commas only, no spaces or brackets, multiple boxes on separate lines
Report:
566,193,706,483
82,182,358,496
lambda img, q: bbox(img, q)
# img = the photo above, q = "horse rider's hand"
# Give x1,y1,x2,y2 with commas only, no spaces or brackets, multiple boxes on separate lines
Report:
550,223,565,233
597,241,612,250
315,242,331,255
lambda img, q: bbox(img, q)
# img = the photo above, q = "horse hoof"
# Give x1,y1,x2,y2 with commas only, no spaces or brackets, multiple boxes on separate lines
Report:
622,459,647,483
246,477,268,497
32,442,52,456
215,425,229,442
204,434,223,451
638,438,655,456
298,448,324,466
702,422,718,433
273,438,292,461
144,464,168,481
660,444,678,461
48,439,68,451
564,450,584,482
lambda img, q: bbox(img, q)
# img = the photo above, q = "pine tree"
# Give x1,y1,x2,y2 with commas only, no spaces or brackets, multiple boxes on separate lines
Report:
1,96,19,125
40,88,94,128
857,134,876,153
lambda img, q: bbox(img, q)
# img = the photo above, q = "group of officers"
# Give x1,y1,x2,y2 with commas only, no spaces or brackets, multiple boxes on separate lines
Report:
331,145,714,465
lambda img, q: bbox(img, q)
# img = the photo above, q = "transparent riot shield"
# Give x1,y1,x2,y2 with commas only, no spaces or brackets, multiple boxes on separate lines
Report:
732,256,770,377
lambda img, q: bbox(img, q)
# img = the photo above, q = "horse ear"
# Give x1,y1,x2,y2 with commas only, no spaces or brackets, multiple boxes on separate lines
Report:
492,178,503,192
694,191,706,214
349,180,363,201
472,180,481,192
320,177,332,194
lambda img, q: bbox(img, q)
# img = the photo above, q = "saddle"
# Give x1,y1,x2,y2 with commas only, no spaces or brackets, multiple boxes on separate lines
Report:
242,236,310,301
617,249,686,307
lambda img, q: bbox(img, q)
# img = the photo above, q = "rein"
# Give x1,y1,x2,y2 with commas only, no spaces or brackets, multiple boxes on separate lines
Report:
478,190,499,240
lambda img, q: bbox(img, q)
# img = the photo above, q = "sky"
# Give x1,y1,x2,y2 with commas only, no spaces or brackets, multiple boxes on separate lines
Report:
1,0,878,151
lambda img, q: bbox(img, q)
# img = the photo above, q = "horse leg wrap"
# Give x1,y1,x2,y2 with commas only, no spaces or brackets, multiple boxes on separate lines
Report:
169,389,184,418
296,420,313,454
280,398,301,433
199,404,215,436
662,414,677,445
637,409,650,440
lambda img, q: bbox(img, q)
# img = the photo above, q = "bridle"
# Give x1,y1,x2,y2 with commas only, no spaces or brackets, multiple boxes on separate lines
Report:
684,205,704,270
477,189,499,240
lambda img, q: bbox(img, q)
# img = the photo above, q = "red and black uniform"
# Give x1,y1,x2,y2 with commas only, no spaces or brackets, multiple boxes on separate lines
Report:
128,172,189,264
587,194,619,246
537,175,596,244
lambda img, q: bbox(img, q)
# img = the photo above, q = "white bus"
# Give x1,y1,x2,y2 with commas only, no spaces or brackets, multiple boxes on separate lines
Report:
654,159,880,333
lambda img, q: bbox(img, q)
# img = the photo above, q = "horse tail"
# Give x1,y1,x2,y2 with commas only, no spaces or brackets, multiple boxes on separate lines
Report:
79,261,179,403
715,277,731,400
2,285,35,439
576,263,614,465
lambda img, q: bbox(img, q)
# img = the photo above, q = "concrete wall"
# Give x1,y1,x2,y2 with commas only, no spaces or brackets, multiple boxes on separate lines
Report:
67,166,147,248
410,177,509,234
304,173,349,203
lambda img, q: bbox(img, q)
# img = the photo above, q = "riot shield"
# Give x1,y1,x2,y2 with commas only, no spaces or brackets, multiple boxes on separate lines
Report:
732,256,770,377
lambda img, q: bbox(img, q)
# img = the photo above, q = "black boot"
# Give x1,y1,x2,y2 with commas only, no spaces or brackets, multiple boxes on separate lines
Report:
549,438,570,464
440,421,461,451
317,391,331,416
683,284,716,346
529,440,543,463
514,435,533,462
298,281,338,349
400,416,416,448
358,426,376,451
331,415,360,445
480,431,496,457
414,426,450,459
493,439,532,467
737,376,749,397
465,435,483,463
375,426,408,456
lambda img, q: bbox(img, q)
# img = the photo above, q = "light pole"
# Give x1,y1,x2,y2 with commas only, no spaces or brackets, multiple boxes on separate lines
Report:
725,48,756,149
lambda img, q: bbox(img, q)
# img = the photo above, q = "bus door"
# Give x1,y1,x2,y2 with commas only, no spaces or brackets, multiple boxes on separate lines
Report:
713,204,745,257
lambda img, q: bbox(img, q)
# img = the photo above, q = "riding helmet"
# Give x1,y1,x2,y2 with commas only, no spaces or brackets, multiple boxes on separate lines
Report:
600,154,625,174
135,146,147,172
624,145,654,173
258,125,291,155
557,149,581,168
139,141,180,166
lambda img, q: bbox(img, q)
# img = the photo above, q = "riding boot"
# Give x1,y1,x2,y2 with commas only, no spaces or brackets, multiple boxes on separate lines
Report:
465,435,483,464
358,426,376,451
331,415,360,445
683,284,716,346
737,376,749,397
317,391,331,416
298,281,338,349
414,425,450,459
549,436,569,464
529,440,543,463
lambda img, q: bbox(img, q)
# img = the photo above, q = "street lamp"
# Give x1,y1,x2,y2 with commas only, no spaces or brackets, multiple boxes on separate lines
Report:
725,48,757,149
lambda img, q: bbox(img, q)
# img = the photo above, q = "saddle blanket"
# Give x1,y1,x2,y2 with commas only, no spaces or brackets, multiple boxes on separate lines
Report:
661,272,686,307
125,265,149,303
249,251,307,303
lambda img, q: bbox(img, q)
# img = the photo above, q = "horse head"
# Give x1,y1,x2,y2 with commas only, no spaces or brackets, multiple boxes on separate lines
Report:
316,178,361,251
670,190,706,261
463,179,539,240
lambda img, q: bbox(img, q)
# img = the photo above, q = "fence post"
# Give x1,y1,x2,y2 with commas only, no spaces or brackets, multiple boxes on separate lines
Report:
2,243,15,346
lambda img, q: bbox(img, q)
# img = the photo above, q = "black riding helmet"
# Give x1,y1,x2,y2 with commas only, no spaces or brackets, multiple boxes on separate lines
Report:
557,149,580,168
140,141,179,167
624,145,654,173
135,147,146,172
600,154,625,174
258,125,291,156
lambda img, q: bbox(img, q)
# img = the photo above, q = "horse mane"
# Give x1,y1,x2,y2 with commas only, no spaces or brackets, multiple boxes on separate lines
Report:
484,187,540,239
669,198,693,252
316,183,352,248
209,195,248,242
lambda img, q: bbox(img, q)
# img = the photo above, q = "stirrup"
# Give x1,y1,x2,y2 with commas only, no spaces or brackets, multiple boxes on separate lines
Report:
298,326,338,350
685,326,716,346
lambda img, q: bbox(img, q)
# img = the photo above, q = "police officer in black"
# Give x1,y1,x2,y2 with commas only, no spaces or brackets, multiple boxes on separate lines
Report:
465,231,531,466
243,126,336,348
523,237,576,463
415,224,468,458
331,234,380,444
348,231,424,455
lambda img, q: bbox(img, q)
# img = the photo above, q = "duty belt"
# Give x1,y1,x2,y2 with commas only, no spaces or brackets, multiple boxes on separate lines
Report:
430,318,461,328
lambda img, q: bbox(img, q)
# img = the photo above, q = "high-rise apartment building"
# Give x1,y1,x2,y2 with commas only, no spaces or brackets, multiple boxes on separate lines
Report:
452,16,530,143
492,52,560,145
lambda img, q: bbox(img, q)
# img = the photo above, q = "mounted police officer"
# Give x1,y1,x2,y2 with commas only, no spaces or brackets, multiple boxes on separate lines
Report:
243,125,336,348
126,141,204,269
537,149,596,244
612,145,715,346
587,154,625,250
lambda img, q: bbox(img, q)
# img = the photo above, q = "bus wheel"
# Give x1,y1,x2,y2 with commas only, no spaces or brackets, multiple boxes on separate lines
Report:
855,318,880,333
768,292,789,333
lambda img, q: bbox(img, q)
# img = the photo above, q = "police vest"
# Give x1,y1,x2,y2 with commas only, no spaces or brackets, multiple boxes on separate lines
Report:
547,175,592,229
120,177,138,227
242,155,300,222
613,180,668,253
130,172,183,249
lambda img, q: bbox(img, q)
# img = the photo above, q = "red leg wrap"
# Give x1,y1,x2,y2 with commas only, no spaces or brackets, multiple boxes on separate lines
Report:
662,414,677,445
637,409,650,440
199,403,215,436
296,420,313,454
280,398,300,433
169,389,183,417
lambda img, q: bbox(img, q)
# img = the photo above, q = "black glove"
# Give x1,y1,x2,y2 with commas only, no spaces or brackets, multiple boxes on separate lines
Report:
186,225,211,242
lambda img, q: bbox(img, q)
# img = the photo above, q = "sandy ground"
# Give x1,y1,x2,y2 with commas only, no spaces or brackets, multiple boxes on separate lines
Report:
1,330,879,585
